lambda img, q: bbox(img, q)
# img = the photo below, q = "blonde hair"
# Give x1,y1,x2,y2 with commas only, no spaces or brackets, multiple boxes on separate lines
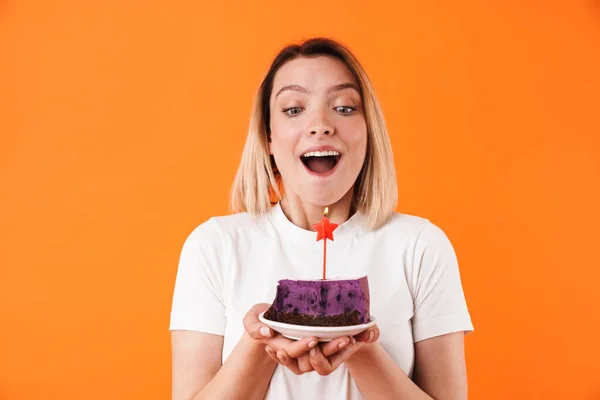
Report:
230,38,398,230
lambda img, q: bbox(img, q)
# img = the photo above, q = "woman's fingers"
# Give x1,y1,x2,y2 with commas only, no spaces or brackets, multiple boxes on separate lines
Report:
271,348,303,374
307,345,334,376
354,326,380,344
327,341,365,369
265,346,279,363
320,336,353,357
242,303,273,340
297,354,314,373
262,327,381,376
309,341,366,376
263,336,318,375
282,337,319,358
274,336,319,375
263,336,303,374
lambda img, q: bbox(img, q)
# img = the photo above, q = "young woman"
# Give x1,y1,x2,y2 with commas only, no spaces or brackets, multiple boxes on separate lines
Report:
170,37,474,400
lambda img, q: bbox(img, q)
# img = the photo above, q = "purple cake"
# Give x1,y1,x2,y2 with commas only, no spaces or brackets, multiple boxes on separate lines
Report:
263,276,370,327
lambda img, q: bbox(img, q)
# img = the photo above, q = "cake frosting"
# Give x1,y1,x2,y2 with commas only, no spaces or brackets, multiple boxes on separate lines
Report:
264,276,370,327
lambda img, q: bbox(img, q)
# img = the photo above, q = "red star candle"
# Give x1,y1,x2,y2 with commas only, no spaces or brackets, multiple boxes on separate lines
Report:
312,207,339,280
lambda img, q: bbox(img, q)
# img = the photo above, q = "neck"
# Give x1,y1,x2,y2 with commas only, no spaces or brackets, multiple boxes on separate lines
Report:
279,188,355,231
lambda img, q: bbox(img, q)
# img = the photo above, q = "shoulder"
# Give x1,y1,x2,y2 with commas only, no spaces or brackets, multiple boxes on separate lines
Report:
375,212,454,251
380,212,430,234
182,209,271,249
375,211,436,238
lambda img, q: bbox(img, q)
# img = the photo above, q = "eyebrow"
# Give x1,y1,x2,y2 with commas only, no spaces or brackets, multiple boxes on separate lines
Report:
274,82,360,98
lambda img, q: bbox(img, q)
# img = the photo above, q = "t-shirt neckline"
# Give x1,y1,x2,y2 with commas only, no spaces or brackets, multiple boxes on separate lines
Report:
267,202,366,245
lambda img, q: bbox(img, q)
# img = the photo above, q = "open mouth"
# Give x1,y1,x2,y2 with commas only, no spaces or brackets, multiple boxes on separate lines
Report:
300,150,341,174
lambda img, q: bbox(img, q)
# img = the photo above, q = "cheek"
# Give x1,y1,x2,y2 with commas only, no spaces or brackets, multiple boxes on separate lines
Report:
340,120,368,149
270,119,302,152
269,133,297,164
270,133,295,155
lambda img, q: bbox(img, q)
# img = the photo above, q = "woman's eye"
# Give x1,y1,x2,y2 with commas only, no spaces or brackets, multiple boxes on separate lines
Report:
283,107,303,116
335,106,357,115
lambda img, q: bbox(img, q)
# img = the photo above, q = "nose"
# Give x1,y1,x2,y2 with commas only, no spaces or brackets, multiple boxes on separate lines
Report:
309,111,335,136
310,126,333,136
310,121,335,136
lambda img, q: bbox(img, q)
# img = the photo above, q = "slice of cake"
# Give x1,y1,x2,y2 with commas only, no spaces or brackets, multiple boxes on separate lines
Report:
263,276,370,327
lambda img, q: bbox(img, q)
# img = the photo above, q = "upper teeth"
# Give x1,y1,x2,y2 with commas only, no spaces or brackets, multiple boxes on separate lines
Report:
302,150,340,157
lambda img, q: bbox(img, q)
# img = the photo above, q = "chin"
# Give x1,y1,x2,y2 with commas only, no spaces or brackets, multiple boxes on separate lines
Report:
298,183,354,207
304,195,341,207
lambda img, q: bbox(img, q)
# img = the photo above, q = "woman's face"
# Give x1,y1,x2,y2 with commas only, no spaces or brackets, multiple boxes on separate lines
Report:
269,56,368,207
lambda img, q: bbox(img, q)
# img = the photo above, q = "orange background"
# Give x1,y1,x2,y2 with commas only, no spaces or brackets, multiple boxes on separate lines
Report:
1,1,599,399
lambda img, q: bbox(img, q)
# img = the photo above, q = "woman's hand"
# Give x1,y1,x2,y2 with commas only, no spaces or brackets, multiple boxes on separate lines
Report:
242,303,351,375
307,324,381,376
268,334,356,375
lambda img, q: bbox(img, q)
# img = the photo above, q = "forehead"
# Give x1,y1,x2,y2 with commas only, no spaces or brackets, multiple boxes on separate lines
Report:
272,56,358,92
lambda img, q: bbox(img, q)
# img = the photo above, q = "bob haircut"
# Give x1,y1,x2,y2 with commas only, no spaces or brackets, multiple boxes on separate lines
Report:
230,37,397,230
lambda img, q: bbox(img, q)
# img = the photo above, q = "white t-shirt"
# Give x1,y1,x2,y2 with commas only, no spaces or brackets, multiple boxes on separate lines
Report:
169,203,474,400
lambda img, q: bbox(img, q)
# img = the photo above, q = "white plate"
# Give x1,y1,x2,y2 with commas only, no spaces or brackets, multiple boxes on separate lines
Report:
259,312,376,342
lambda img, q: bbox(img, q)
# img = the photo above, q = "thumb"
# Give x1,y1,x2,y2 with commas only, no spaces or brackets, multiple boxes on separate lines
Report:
243,303,273,340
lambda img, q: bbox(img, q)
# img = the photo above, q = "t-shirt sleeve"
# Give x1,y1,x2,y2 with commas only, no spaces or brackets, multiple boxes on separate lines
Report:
169,219,227,336
410,222,474,342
